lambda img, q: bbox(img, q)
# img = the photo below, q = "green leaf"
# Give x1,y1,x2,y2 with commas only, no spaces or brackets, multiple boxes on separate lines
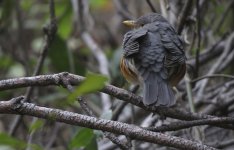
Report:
0,55,13,71
58,12,72,39
56,1,72,39
68,73,108,102
84,136,98,150
0,132,42,150
49,35,70,72
89,0,109,9
0,132,26,149
0,0,13,29
69,128,95,149
29,120,44,133
21,0,33,11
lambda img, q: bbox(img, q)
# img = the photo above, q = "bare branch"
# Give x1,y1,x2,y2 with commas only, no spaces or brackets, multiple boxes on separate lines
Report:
192,74,234,83
8,0,57,136
177,0,194,34
197,32,234,98
214,0,234,33
0,97,216,150
78,97,131,150
146,0,157,13
111,85,139,121
25,0,57,101
195,0,201,78
145,117,234,132
71,0,111,111
1,72,234,129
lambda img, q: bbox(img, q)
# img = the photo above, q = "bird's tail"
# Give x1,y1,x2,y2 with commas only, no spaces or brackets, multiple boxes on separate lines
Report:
143,73,175,106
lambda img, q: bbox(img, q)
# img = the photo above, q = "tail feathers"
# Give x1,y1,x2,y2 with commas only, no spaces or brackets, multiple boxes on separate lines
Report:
157,79,175,106
143,73,175,107
143,75,158,105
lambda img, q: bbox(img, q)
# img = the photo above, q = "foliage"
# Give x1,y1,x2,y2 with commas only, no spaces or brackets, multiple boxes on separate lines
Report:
69,128,97,150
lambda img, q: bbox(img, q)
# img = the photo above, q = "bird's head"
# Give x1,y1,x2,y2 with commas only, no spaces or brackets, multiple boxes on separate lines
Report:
123,13,166,28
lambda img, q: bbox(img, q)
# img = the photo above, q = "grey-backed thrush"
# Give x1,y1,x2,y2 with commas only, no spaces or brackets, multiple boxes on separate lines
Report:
120,13,186,107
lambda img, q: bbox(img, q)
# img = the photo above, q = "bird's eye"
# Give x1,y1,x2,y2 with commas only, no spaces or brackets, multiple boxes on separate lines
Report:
139,24,144,27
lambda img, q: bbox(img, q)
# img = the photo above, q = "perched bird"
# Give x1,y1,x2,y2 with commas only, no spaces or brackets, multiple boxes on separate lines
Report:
120,13,186,107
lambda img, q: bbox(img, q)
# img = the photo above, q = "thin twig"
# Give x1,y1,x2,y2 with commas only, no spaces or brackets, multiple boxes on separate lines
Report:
214,0,234,33
146,0,157,12
192,74,234,83
45,124,62,150
185,73,203,141
177,0,194,34
25,0,57,100
8,0,57,136
216,139,234,149
112,101,129,121
185,74,196,113
197,32,234,98
145,117,234,132
113,0,133,19
15,0,29,75
25,1,57,149
187,32,229,67
195,0,201,78
71,0,111,111
111,85,139,121
217,48,234,73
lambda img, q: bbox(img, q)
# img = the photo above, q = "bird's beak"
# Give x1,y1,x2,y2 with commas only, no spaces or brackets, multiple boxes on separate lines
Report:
122,20,137,28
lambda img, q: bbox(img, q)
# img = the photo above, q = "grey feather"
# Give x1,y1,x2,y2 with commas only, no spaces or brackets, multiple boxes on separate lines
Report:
122,13,186,107
157,78,175,106
122,29,147,57
143,73,175,106
143,73,159,105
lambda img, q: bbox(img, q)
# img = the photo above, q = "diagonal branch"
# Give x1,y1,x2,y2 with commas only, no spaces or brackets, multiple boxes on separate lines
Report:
146,0,157,12
0,96,216,150
145,117,234,132
177,0,194,34
78,97,131,150
197,32,234,98
0,72,234,126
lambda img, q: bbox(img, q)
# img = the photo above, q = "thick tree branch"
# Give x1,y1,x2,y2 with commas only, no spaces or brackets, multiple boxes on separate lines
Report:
0,97,216,150
0,72,233,124
78,97,131,150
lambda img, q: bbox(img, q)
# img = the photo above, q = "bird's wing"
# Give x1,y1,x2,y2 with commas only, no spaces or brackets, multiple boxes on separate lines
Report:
134,28,168,80
158,22,186,67
122,29,148,57
133,26,173,106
